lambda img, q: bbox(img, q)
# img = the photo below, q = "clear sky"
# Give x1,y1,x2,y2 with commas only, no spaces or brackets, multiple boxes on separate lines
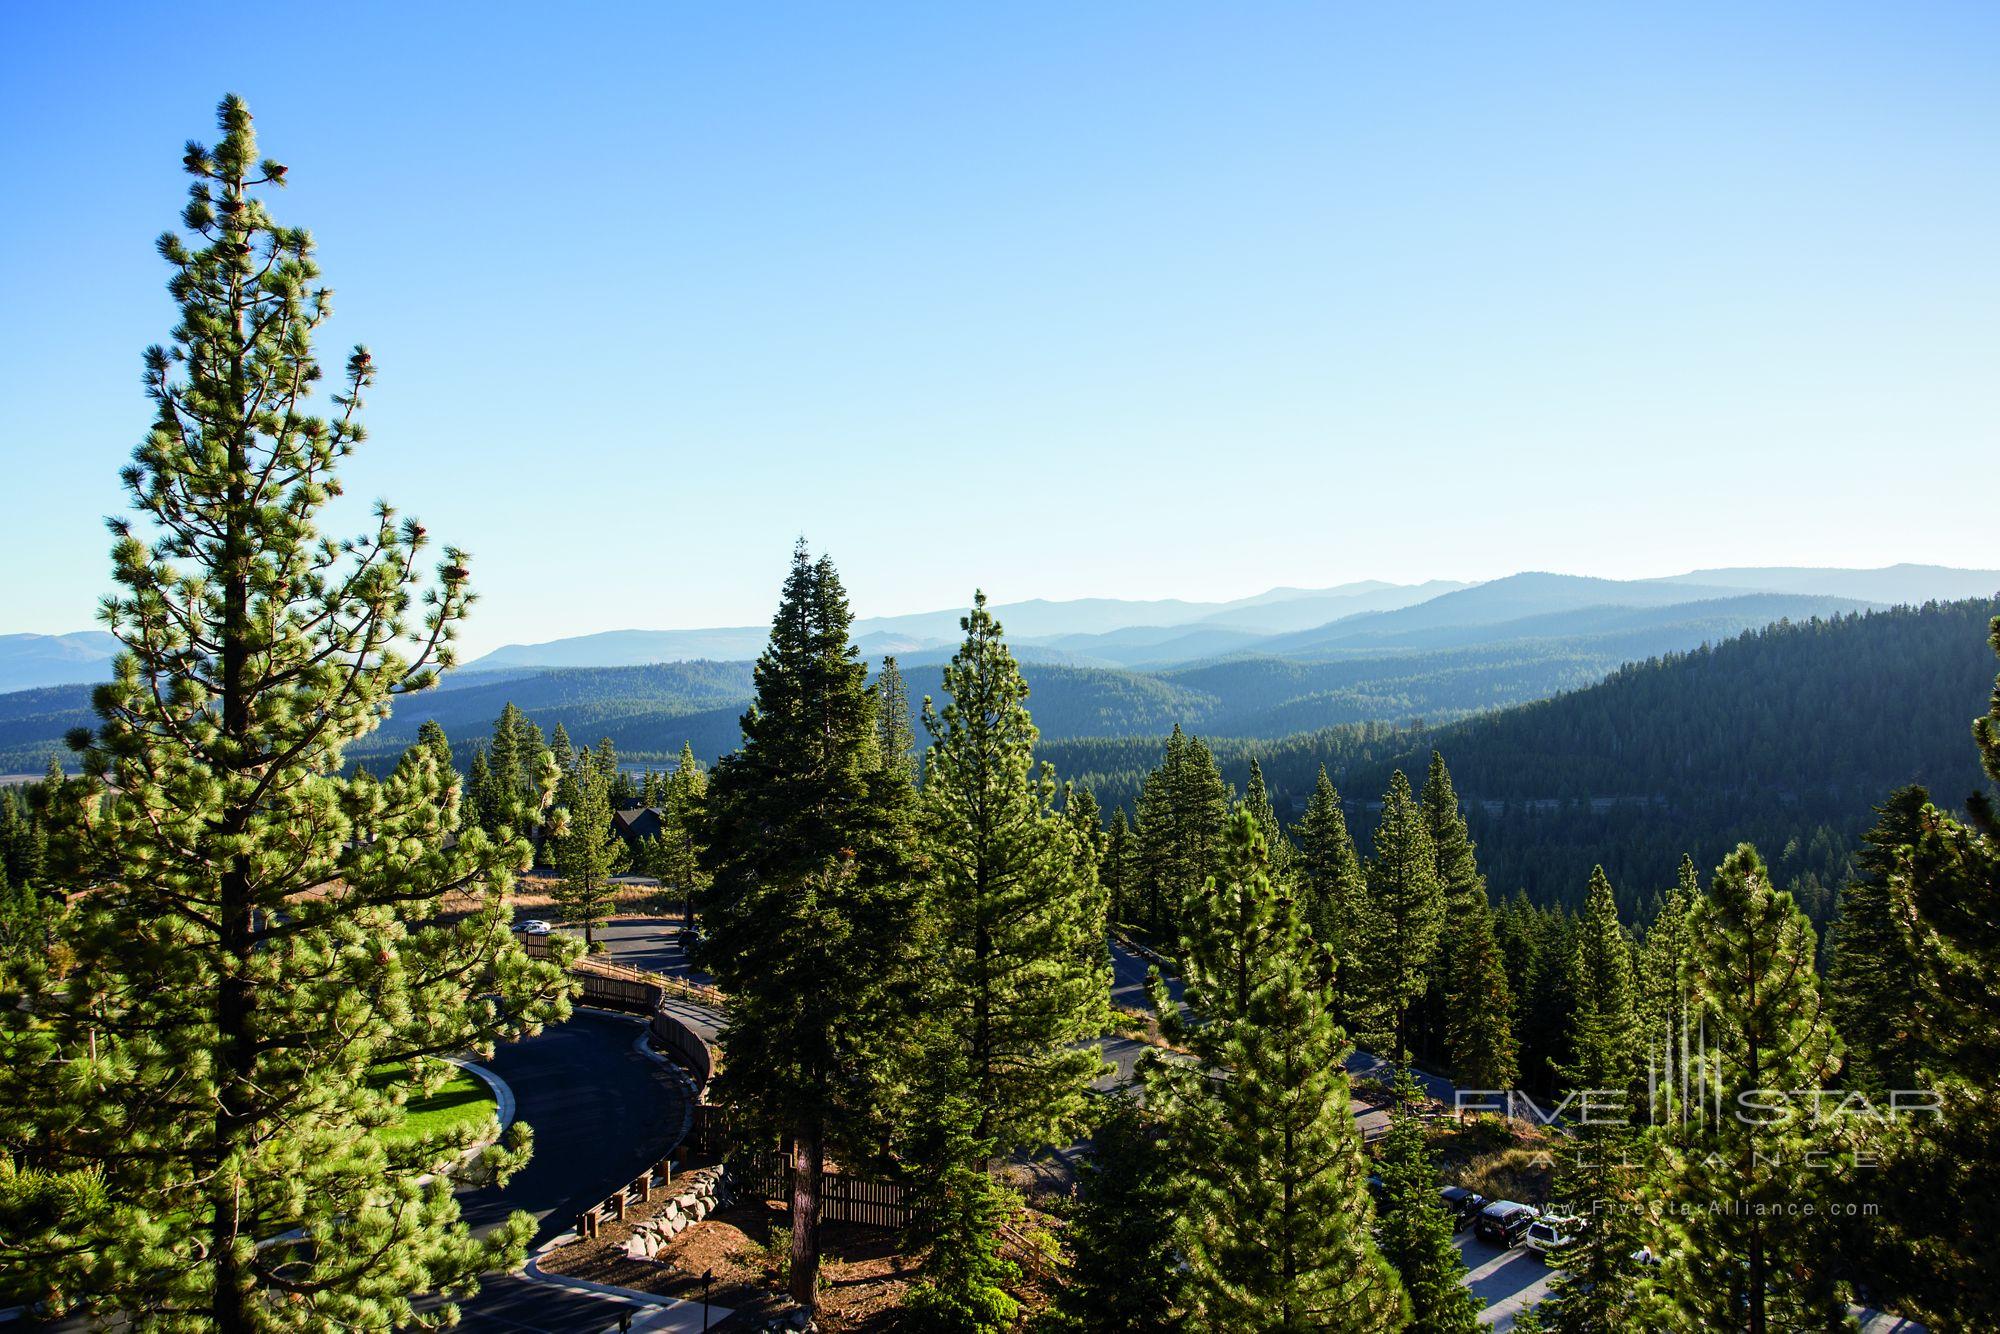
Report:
3,3,1996,656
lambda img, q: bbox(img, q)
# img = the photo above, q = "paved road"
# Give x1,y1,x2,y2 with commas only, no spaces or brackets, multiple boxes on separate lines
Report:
450,1009,692,1332
1457,1229,1555,1329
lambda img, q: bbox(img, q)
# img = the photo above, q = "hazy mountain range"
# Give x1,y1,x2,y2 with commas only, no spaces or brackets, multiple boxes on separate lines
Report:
4,566,1995,778
465,564,1997,672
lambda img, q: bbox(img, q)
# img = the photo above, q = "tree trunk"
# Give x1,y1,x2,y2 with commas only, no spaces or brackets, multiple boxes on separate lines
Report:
790,1126,823,1311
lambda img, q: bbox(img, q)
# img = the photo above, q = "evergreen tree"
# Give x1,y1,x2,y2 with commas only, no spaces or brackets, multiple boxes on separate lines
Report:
1135,725,1229,936
699,542,923,1315
0,97,573,1326
1824,786,1930,1094
549,745,629,947
1146,812,1404,1332
1102,808,1140,928
1364,771,1443,1064
1044,1095,1185,1333
549,721,573,771
640,741,709,928
1441,901,1518,1092
1855,618,2000,1330
417,718,454,775
1241,756,1294,879
1538,868,1646,1334
1658,844,1845,1333
1066,783,1111,947
1416,753,1481,1062
1372,1079,1478,1334
917,592,1108,1156
1563,868,1640,1096
874,654,915,781
1637,857,1699,1044
1296,765,1372,1030
911,596,1107,1322
465,748,493,833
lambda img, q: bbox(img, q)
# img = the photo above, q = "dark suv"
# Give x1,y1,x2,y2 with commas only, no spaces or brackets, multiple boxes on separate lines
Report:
1474,1200,1540,1248
1439,1186,1487,1233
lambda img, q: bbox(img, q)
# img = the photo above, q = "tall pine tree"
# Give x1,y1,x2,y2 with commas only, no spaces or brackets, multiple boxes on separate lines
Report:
1363,771,1443,1065
1658,844,1845,1333
909,593,1108,1325
0,97,573,1326
549,744,629,947
698,542,923,1315
1147,812,1404,1331
1296,765,1372,1031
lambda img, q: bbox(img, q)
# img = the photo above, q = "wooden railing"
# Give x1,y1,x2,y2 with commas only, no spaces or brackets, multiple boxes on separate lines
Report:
519,933,721,1089
574,1150,687,1240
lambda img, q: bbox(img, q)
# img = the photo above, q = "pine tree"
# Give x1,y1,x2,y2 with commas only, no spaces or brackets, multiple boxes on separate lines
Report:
1658,844,1845,1333
1441,901,1518,1092
642,741,709,927
549,744,629,947
1364,771,1443,1065
1416,753,1481,1062
1135,725,1229,937
1102,808,1140,928
0,97,573,1326
874,654,915,781
1824,786,1930,1094
1538,867,1646,1334
1066,783,1111,948
917,592,1108,1155
699,542,923,1315
1241,757,1294,879
1637,858,1699,1040
911,596,1107,1322
1146,812,1404,1331
1564,868,1640,1096
1045,1094,1185,1333
1296,765,1372,1031
417,718,454,775
1372,1078,1478,1333
1855,617,2000,1330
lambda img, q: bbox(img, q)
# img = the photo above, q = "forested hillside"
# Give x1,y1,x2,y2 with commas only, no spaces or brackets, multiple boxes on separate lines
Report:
1049,598,2000,920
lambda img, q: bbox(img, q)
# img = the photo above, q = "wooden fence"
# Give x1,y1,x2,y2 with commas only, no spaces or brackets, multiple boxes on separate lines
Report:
731,1151,912,1230
574,1150,688,1240
518,933,721,1089
685,1104,909,1230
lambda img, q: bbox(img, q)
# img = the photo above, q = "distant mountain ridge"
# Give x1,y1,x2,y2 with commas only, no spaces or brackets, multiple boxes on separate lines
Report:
465,566,1997,672
0,632,120,694
5,566,1994,694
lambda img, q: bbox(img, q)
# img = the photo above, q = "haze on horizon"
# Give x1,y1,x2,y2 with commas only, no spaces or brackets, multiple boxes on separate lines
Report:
4,3,1997,657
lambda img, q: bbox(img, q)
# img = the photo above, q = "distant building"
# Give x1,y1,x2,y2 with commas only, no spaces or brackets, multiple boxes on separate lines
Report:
612,806,665,849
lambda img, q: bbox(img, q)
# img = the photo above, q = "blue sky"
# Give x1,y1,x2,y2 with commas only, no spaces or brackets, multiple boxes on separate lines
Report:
3,3,1996,656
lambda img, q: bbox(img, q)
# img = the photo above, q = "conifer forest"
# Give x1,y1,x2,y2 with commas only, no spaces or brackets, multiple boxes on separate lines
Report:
4,20,2000,1334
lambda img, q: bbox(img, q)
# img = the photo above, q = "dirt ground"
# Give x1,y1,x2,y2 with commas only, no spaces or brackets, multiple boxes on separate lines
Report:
542,1196,917,1331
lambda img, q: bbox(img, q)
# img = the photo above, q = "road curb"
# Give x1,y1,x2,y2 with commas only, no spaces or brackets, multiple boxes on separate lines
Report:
452,1057,516,1137
520,1248,736,1331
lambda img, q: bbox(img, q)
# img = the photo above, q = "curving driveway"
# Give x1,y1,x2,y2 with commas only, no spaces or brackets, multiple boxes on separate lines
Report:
449,1008,692,1332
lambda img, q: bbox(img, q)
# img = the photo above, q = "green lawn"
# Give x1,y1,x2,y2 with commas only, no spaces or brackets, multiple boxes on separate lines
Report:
369,1062,497,1145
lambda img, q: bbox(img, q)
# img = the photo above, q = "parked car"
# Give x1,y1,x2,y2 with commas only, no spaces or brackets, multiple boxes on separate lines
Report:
518,919,553,936
1524,1215,1577,1259
1439,1186,1487,1232
1474,1200,1540,1248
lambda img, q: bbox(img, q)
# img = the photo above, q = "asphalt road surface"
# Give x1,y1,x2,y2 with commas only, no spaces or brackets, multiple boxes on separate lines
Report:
449,1008,692,1332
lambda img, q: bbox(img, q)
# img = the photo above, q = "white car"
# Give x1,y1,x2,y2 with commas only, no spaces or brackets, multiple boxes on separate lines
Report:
1524,1216,1578,1259
518,919,553,936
